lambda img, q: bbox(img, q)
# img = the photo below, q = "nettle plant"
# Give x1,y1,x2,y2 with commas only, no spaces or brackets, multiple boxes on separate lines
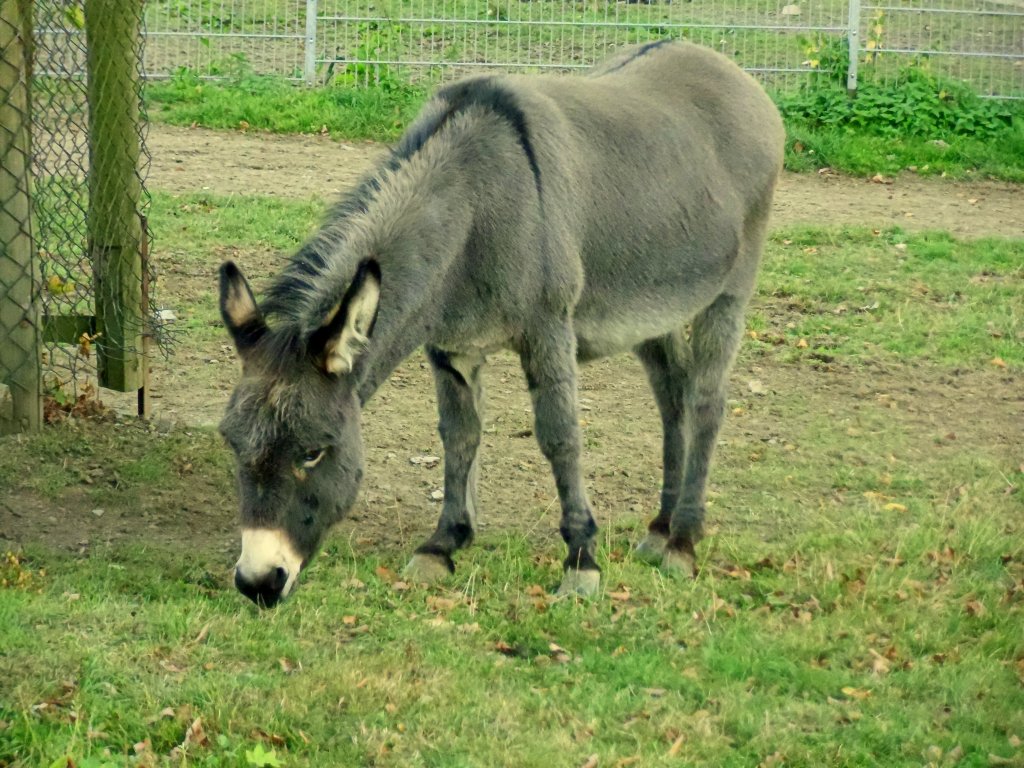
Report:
782,34,1016,140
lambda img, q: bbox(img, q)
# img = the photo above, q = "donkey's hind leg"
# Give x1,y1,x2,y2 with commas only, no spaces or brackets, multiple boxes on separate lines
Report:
664,292,749,575
404,347,484,583
634,331,693,565
520,317,600,597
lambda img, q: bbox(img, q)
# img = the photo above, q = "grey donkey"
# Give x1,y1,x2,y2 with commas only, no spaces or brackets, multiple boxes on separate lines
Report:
218,40,785,607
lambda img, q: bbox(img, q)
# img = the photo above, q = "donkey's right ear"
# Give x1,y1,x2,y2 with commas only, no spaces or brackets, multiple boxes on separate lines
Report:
219,261,267,355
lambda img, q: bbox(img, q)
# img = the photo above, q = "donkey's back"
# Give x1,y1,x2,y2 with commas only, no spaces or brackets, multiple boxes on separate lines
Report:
426,40,785,360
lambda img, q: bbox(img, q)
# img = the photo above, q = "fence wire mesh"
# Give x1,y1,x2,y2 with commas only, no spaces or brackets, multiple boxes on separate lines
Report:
3,1,168,431
1,1,41,433
145,0,308,80
142,0,1023,99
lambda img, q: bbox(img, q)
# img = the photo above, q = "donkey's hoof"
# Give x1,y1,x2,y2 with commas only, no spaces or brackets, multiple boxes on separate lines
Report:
634,532,668,565
403,553,453,584
556,568,601,598
661,548,697,577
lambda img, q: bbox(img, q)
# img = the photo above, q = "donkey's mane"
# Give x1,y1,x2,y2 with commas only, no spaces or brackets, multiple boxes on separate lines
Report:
257,76,541,348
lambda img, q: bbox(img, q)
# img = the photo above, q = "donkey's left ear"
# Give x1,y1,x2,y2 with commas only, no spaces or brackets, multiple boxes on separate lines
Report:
220,261,267,357
310,260,381,376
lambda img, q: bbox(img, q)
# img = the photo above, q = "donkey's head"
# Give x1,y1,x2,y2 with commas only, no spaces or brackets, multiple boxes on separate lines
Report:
218,260,380,607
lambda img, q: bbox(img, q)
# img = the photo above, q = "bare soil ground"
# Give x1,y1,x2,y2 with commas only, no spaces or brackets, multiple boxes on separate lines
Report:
3,125,1021,573
147,125,1024,238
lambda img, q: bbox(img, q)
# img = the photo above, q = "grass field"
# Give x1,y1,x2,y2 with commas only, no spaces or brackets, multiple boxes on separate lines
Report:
2,186,1022,765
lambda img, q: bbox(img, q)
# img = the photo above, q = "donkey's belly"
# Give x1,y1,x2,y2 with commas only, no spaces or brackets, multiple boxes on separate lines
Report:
573,301,702,361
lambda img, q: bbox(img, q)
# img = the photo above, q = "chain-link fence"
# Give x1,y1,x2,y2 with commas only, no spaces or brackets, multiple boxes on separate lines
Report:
2,1,164,433
1,1,41,434
143,0,1023,99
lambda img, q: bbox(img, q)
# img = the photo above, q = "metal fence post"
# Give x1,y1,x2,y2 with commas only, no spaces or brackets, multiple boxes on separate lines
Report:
304,0,318,87
0,0,42,434
847,0,861,96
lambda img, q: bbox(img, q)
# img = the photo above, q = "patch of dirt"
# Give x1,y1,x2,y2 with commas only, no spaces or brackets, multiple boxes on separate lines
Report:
148,124,1024,238
2,125,1021,581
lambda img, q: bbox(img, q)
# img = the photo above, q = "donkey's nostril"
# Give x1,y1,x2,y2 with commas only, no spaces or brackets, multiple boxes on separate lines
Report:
271,566,288,591
235,567,289,609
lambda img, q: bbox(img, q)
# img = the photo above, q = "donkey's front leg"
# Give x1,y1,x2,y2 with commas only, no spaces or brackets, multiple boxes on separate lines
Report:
404,348,484,583
521,320,600,597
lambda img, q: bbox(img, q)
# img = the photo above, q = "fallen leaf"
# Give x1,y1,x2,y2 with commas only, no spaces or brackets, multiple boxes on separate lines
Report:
494,640,522,657
883,502,908,513
181,717,208,749
549,643,572,663
426,596,456,611
342,615,358,626
991,357,1007,368
374,566,397,583
667,734,685,756
579,755,599,768
191,623,211,645
278,658,300,674
965,599,987,618
841,686,872,700
869,649,891,676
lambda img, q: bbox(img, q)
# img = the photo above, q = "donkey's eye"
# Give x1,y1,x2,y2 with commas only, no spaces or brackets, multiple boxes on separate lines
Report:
301,448,327,468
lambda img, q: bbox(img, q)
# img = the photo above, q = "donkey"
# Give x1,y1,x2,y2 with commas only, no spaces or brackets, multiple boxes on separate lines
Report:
218,40,784,607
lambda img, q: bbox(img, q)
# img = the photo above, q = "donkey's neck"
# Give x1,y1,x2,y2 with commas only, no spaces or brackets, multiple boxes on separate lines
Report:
344,154,476,403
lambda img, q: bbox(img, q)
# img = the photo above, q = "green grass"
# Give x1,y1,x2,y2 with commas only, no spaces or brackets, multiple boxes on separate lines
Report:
757,227,1024,368
145,73,1024,181
2,203,1023,765
146,73,426,142
782,122,1024,181
1,444,1022,767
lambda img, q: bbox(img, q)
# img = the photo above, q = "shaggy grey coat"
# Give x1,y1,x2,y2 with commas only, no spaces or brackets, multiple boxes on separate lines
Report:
219,40,785,605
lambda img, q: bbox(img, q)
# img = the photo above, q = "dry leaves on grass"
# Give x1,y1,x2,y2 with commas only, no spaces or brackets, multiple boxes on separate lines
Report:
168,717,209,759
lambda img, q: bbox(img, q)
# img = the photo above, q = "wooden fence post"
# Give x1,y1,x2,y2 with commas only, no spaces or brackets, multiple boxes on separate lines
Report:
86,0,145,392
0,0,42,434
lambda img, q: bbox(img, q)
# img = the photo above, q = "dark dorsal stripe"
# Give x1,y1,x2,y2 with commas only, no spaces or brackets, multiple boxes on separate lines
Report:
397,77,542,197
598,39,672,76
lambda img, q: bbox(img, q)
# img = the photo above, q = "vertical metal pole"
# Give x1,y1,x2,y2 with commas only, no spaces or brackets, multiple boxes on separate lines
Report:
0,0,42,434
847,0,861,96
137,214,151,419
304,0,318,87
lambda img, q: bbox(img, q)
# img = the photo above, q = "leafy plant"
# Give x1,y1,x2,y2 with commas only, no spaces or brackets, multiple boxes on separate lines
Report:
780,37,1017,141
336,22,409,92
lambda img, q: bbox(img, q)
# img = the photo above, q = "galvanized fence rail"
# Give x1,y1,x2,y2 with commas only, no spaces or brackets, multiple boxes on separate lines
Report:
143,0,1023,98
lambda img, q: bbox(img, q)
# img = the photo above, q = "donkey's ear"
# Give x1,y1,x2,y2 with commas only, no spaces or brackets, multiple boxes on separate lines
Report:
219,261,267,355
310,260,381,376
